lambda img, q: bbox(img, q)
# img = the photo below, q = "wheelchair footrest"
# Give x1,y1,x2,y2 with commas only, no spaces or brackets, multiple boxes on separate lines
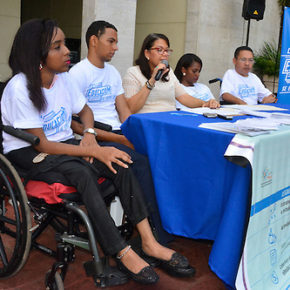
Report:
84,258,128,287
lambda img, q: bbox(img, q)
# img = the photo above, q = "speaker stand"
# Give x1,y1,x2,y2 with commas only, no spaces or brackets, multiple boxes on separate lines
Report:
246,18,251,46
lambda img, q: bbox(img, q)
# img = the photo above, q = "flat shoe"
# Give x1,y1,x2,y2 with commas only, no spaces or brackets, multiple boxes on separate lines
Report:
140,249,161,267
117,260,159,284
160,252,196,277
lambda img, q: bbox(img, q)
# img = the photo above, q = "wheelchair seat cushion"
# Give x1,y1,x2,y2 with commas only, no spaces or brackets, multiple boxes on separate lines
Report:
7,145,116,205
25,179,77,204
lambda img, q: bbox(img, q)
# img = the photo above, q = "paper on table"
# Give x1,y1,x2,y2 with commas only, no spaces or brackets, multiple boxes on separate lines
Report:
221,104,287,111
199,122,271,137
199,117,281,137
182,107,241,116
239,110,290,124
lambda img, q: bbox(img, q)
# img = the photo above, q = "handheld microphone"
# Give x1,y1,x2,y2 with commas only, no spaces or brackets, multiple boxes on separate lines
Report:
155,60,169,81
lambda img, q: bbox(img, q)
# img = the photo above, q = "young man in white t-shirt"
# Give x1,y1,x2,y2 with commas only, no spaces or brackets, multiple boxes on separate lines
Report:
69,21,172,244
220,46,276,105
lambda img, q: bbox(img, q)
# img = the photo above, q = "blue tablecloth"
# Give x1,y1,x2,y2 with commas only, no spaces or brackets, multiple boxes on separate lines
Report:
121,111,252,288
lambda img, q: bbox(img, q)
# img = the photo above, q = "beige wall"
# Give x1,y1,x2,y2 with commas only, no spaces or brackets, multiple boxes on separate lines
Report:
185,0,281,97
135,0,281,98
134,0,187,69
0,0,20,81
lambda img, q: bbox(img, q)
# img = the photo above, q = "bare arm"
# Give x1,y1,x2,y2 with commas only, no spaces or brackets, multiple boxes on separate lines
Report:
115,94,132,123
28,104,132,173
77,104,95,131
126,81,153,113
126,63,169,114
222,93,247,105
71,119,135,150
176,94,220,109
261,94,277,104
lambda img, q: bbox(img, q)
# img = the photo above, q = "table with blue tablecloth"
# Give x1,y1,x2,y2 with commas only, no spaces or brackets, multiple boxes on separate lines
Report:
121,110,252,288
121,105,290,289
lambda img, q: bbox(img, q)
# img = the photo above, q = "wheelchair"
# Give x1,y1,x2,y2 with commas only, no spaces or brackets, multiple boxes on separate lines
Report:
0,125,133,289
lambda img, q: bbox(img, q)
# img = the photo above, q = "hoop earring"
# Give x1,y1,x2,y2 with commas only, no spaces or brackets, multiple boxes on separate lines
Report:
39,64,43,71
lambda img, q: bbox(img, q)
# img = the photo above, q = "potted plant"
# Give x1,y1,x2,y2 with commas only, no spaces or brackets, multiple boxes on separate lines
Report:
253,42,280,93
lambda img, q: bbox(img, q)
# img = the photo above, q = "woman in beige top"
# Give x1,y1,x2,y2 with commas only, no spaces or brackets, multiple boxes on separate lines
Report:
123,33,219,114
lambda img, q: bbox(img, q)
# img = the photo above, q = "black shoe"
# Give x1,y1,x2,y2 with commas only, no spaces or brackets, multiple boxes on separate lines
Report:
140,249,161,267
117,260,159,284
128,236,160,267
159,252,196,277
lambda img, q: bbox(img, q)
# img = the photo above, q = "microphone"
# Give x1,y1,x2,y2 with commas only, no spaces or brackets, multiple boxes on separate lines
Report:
155,60,169,81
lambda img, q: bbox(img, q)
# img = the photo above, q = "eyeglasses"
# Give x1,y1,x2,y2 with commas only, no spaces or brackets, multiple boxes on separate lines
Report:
150,47,173,55
238,58,255,64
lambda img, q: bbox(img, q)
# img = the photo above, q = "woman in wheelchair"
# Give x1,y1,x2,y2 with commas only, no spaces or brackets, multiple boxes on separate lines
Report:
1,19,195,284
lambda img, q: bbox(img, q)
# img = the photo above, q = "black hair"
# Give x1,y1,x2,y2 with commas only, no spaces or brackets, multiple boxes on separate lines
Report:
135,33,170,82
8,18,57,111
234,46,254,59
174,53,203,82
85,20,117,48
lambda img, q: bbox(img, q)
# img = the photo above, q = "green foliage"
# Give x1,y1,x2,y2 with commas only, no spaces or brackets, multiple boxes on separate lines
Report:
253,42,280,77
277,0,287,8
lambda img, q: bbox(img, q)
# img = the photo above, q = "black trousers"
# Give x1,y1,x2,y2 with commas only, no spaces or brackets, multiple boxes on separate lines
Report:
100,139,173,244
7,142,149,255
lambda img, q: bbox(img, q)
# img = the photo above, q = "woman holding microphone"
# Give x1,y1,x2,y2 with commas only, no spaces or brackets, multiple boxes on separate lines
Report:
123,33,219,113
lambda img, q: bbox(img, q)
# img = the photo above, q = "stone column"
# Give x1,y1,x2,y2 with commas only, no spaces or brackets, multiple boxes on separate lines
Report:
81,0,137,76
0,0,20,81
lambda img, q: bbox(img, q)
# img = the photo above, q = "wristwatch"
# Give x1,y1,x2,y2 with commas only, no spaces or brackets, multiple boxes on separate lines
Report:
83,128,97,137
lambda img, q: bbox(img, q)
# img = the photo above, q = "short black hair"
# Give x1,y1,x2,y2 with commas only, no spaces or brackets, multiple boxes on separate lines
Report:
174,53,202,82
234,46,254,59
85,20,117,48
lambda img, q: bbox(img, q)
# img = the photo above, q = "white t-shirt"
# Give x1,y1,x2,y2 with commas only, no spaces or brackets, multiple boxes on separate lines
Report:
122,65,186,113
176,83,214,110
69,58,124,130
220,69,272,105
1,72,86,154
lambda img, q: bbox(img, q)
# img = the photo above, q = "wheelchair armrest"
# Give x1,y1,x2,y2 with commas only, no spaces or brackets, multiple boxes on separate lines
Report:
209,78,222,84
72,116,112,132
2,125,40,145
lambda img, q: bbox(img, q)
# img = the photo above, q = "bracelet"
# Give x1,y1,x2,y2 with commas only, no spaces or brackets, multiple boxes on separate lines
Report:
116,245,131,260
145,80,154,90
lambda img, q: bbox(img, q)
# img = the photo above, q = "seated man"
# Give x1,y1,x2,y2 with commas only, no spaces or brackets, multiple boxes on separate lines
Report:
69,20,172,244
220,46,276,105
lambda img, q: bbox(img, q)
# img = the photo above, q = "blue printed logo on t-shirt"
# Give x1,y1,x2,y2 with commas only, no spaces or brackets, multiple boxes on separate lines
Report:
238,84,256,99
85,82,115,103
42,107,71,136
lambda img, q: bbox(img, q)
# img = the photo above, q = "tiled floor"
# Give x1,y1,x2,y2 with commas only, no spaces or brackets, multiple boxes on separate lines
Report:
0,223,226,290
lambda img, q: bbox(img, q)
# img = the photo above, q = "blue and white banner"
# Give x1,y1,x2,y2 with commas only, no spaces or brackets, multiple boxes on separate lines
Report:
225,127,290,290
278,7,290,103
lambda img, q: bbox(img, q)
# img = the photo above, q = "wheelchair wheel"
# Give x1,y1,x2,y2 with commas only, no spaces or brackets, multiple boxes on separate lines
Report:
45,270,64,290
0,154,32,278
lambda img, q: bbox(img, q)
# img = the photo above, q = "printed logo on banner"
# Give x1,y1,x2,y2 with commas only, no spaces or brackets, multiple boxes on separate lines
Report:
278,8,290,101
282,58,290,84
261,168,272,187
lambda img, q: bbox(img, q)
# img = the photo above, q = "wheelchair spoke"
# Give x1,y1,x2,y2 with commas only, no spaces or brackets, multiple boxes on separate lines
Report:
0,215,17,227
0,154,32,278
0,235,8,266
